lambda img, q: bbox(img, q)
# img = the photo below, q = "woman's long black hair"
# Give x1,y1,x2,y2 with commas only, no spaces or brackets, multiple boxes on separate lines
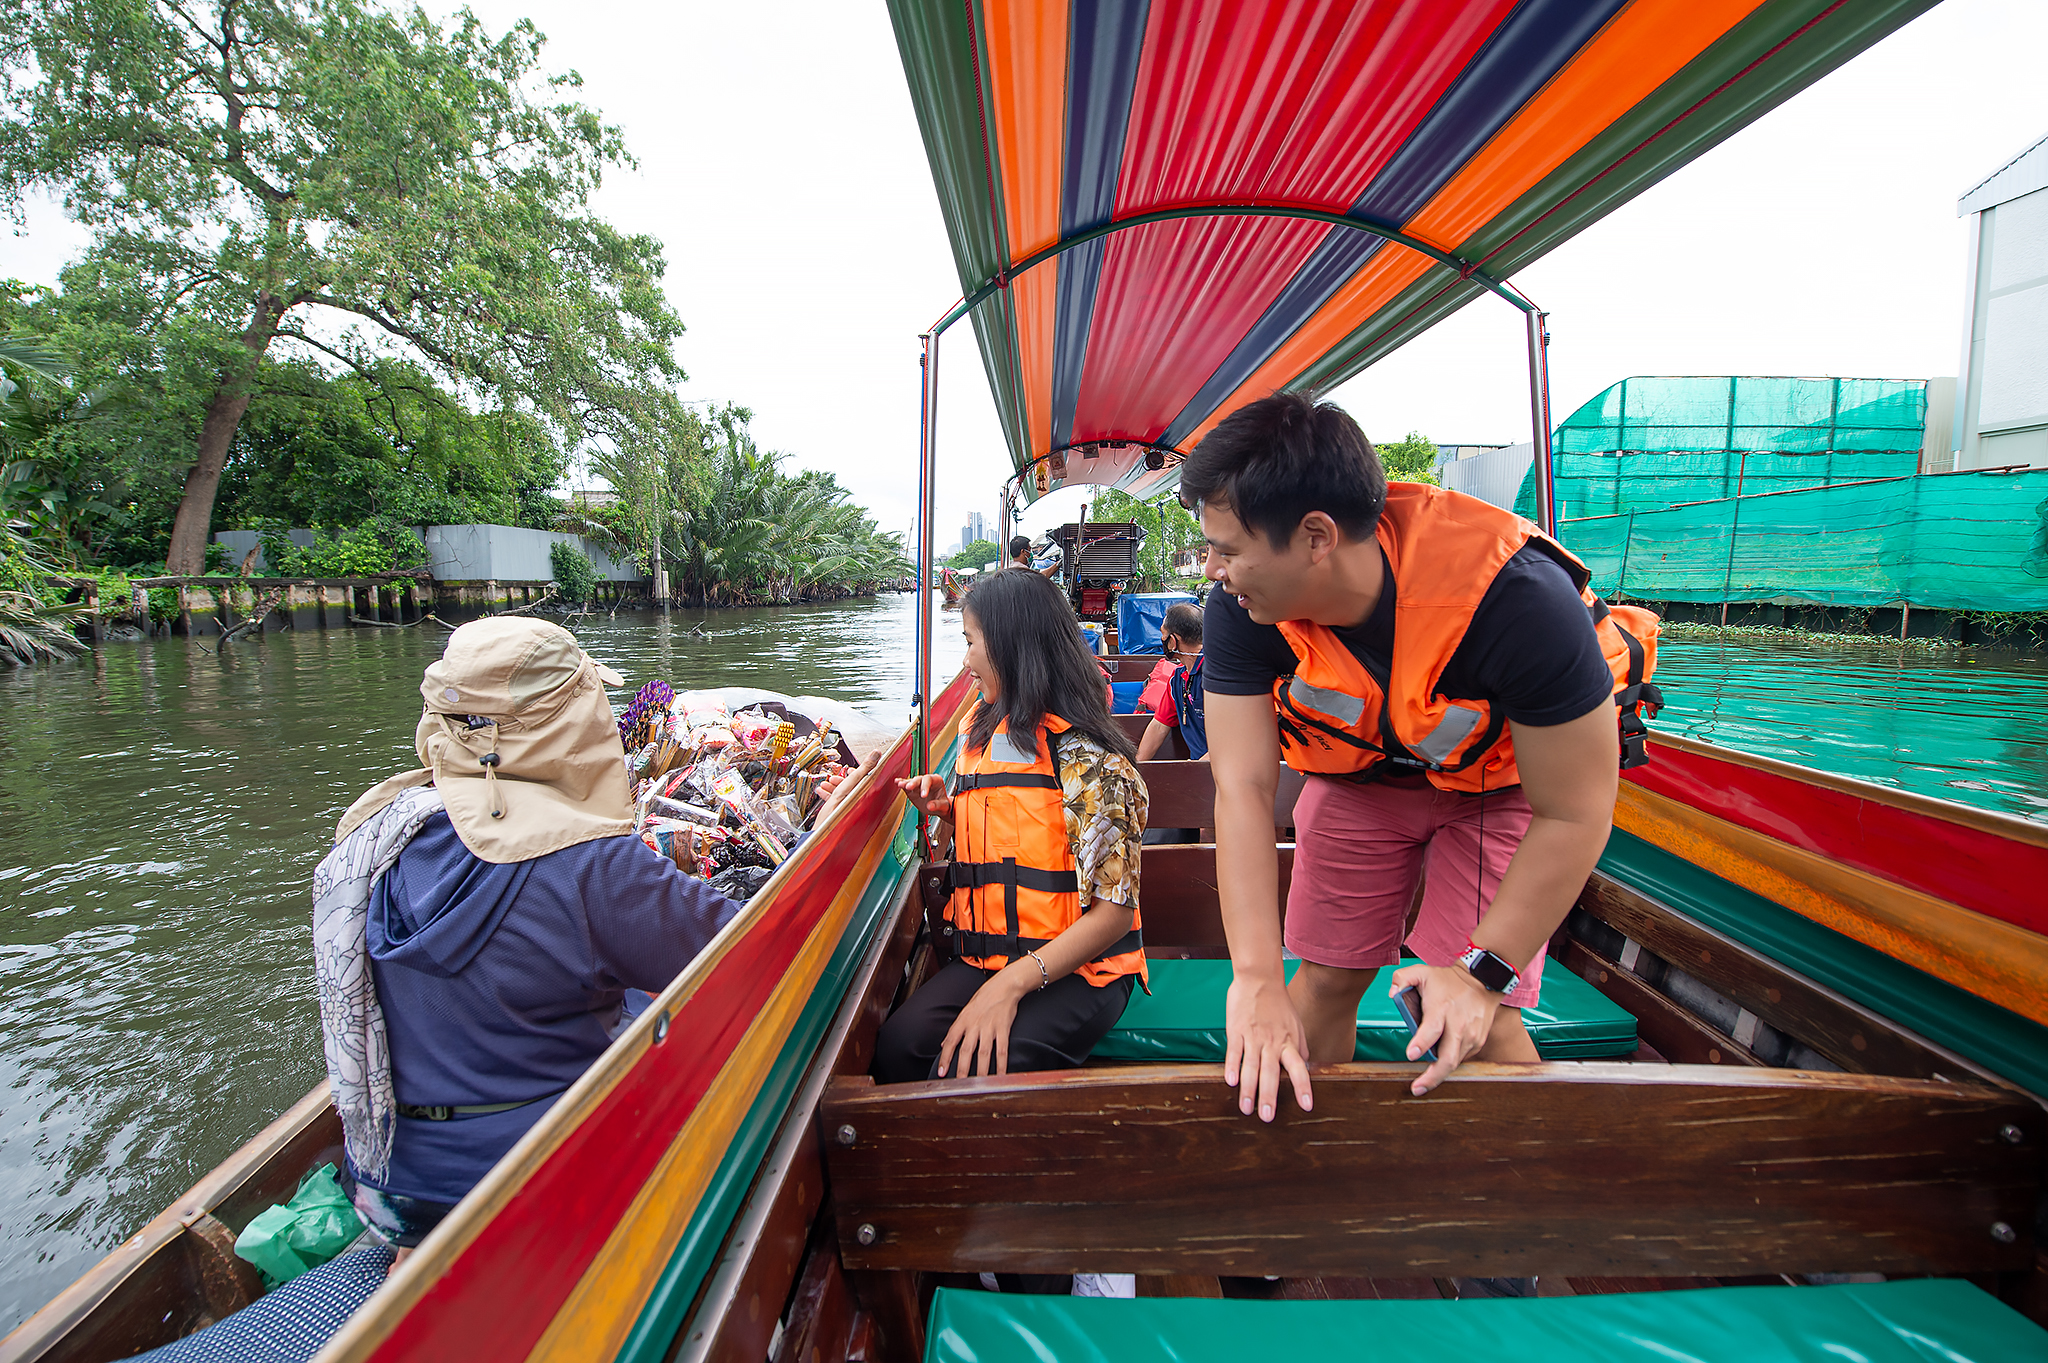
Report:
962,569,1136,761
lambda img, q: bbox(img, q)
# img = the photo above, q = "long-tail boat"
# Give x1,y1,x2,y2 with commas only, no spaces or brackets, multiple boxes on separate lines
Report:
8,2,2046,1360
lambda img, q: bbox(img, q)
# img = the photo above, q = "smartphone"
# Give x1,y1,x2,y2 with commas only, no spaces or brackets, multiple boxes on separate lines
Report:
1393,986,1438,1064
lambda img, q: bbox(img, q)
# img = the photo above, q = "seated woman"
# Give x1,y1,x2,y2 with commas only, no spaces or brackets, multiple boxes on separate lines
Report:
314,618,744,1261
874,568,1149,1085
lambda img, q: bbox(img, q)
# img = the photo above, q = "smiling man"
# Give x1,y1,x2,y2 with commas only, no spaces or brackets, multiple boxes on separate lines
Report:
1180,393,1630,1120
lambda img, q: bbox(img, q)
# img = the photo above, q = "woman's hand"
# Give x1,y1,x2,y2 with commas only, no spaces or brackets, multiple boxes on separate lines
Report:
936,966,1031,1077
895,773,952,818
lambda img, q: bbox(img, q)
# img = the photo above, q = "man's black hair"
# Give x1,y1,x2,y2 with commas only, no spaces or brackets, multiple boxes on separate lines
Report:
1161,602,1203,647
1177,392,1386,547
1008,534,1031,560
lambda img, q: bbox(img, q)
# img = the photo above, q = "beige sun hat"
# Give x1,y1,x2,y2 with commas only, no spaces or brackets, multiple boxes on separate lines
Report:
335,618,635,864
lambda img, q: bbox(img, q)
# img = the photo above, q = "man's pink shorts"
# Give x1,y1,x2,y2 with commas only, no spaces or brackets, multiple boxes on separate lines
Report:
1283,774,1546,1008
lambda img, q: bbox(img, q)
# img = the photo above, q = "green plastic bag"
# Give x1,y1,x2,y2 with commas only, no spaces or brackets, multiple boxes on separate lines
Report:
232,1162,365,1287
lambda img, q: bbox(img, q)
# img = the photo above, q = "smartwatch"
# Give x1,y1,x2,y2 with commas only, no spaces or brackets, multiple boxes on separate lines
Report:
1457,944,1521,996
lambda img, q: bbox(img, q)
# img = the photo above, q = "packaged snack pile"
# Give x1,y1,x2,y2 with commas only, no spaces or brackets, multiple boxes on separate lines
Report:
617,682,857,903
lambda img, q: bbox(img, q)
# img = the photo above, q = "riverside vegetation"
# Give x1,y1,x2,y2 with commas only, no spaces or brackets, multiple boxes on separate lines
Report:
0,0,906,657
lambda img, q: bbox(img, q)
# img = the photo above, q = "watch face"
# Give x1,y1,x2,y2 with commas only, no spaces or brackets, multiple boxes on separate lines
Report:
1463,948,1519,994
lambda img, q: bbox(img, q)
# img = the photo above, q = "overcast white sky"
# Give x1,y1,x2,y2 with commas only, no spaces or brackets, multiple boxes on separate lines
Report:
8,0,2047,550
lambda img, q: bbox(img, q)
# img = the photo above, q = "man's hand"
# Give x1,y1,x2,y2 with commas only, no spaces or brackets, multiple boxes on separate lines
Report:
1389,962,1499,1096
1224,969,1313,1121
937,968,1028,1077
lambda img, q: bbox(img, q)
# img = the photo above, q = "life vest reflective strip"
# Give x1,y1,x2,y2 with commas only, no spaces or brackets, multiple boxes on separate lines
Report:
1271,484,1662,792
947,707,1147,987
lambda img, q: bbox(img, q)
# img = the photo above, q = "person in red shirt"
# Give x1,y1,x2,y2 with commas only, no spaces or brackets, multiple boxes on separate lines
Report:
1136,603,1206,762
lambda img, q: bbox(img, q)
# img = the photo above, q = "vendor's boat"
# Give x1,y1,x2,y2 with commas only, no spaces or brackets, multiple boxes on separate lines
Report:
10,3,2046,1361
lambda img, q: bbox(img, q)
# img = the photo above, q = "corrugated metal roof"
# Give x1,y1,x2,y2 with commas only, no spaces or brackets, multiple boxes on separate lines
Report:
1958,130,2048,217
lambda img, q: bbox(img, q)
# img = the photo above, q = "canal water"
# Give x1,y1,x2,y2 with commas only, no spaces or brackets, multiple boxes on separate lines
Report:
0,597,2042,1329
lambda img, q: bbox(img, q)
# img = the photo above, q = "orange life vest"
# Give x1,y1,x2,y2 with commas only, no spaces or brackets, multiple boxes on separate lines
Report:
945,708,1147,988
1272,484,1662,792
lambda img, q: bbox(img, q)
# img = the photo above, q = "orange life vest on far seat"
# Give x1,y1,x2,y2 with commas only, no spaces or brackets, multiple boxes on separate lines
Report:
1272,484,1663,792
944,709,1146,988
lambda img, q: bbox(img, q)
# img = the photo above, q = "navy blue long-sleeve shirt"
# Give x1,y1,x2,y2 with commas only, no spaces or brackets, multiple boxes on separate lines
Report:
358,813,741,1203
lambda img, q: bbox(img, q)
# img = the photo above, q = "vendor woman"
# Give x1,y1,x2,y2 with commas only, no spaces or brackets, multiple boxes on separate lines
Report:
873,568,1149,1084
314,617,743,1260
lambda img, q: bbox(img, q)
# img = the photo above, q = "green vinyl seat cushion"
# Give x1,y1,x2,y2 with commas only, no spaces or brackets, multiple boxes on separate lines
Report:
924,1280,2046,1363
1092,957,1636,1063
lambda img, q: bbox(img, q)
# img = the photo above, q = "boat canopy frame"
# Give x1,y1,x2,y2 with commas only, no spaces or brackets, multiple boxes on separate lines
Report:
911,202,1558,777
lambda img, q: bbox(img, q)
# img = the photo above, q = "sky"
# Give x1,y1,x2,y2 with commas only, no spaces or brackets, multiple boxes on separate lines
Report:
8,0,2047,552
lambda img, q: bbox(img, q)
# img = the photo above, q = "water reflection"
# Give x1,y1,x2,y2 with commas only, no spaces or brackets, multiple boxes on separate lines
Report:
1651,633,2048,824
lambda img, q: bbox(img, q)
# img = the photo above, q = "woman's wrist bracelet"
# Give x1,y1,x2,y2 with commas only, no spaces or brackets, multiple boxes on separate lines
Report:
1025,949,1050,991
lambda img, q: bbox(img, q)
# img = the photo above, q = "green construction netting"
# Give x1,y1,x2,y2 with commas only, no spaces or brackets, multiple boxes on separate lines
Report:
1513,377,1928,521
1514,450,1922,521
1559,376,1927,455
1556,468,2048,611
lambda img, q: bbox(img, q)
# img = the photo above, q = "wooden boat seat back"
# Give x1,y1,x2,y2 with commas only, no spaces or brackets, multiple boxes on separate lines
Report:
821,1064,2043,1281
920,1279,2048,1363
1136,759,1305,830
1093,957,1636,1064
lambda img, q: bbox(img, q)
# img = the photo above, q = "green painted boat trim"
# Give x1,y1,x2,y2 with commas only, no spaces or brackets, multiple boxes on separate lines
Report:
1600,828,2048,1099
616,737,962,1363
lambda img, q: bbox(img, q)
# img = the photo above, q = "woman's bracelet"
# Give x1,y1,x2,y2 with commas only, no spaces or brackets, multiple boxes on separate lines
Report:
1025,949,1050,991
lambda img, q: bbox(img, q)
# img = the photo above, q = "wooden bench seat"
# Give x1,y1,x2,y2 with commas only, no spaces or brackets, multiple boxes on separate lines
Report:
920,1279,2046,1363
1094,957,1637,1063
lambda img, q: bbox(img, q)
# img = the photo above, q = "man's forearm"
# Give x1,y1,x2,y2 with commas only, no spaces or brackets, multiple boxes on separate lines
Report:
1470,812,1610,970
1215,782,1284,977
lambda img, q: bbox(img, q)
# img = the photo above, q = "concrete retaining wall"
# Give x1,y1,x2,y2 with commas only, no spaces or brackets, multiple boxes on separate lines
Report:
214,525,647,581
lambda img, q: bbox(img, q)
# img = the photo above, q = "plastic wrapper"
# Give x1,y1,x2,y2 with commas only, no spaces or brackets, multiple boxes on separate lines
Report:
760,795,803,842
625,686,864,902
232,1163,364,1287
707,864,774,901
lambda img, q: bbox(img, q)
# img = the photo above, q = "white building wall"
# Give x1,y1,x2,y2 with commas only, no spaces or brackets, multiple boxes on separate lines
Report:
1957,134,2048,471
1438,442,1534,511
216,525,647,580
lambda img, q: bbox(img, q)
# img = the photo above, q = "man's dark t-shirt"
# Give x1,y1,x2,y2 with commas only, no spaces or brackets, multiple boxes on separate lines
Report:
1203,545,1615,729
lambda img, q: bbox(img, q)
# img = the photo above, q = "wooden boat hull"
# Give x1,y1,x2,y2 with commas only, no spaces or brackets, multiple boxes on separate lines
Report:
11,689,2043,1362
0,673,974,1363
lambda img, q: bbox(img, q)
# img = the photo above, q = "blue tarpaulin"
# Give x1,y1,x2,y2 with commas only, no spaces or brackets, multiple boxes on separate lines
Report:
1115,593,1197,655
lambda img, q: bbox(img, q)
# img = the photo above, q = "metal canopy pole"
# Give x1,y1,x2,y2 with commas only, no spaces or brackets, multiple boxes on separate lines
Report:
1526,308,1556,536
913,331,940,777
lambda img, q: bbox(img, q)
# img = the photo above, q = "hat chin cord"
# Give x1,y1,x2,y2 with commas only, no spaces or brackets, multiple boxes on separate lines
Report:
437,714,506,820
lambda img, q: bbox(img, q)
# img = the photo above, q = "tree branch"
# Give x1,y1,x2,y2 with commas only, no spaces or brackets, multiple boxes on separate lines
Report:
270,326,417,444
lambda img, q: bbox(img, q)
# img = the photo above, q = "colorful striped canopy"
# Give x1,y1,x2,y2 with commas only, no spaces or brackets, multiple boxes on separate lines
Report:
888,0,1936,505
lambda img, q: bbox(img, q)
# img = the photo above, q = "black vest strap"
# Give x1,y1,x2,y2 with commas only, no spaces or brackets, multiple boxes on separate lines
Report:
951,771,1061,793
948,860,1080,894
952,927,1144,965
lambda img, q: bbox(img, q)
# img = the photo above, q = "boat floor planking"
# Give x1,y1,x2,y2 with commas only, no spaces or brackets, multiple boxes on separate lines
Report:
0,1084,340,1363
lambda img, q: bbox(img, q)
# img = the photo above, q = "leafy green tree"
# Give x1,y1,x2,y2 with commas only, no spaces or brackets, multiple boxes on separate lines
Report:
0,0,685,573
1376,431,1441,485
548,540,598,607
0,333,130,565
1090,487,1203,590
948,538,999,570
